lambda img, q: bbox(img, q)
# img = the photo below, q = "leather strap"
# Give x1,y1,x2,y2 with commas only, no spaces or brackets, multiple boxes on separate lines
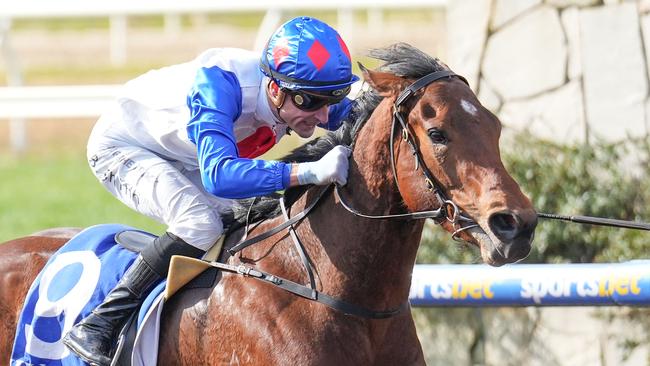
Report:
228,185,332,255
280,197,318,297
209,261,408,319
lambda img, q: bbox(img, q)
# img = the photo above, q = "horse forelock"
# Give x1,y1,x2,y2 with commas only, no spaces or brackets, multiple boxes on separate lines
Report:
223,43,446,233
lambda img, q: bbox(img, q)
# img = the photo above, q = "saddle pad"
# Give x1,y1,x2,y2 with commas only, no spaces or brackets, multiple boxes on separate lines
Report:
11,224,143,365
11,224,223,366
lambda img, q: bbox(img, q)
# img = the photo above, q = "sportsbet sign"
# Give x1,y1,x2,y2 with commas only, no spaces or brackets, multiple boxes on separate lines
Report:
409,262,650,307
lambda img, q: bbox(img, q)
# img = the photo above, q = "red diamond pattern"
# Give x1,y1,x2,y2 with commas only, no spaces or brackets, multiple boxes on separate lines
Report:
272,38,290,68
337,35,351,60
307,40,330,71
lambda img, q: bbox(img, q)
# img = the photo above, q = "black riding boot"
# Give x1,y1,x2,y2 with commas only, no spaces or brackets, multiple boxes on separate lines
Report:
63,232,205,366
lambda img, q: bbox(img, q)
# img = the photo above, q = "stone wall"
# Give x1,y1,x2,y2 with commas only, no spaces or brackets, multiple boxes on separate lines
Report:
438,2,650,365
447,0,650,143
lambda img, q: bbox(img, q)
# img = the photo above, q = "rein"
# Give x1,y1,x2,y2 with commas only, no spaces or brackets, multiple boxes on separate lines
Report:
218,70,485,319
538,212,650,231
218,69,650,320
222,185,408,319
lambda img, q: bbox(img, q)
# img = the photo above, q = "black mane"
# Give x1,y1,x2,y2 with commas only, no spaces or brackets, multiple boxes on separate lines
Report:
222,43,448,233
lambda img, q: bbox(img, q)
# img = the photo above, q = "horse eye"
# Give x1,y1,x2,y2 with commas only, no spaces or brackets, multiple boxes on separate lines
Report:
428,128,448,145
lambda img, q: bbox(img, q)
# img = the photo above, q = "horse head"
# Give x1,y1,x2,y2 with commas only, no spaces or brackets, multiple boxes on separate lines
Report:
354,43,537,266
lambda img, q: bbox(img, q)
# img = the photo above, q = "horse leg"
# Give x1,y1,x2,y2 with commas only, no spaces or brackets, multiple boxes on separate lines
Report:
0,235,67,365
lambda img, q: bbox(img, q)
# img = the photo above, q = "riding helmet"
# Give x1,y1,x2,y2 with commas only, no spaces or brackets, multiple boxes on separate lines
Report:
260,16,359,94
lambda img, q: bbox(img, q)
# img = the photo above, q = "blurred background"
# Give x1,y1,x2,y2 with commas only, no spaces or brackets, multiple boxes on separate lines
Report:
3,0,650,365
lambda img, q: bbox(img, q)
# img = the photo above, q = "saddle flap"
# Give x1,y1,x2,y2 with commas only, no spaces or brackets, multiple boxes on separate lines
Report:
166,256,212,299
115,230,156,252
165,236,225,298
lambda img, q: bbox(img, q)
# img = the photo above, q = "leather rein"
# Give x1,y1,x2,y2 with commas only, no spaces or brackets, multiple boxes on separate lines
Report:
211,70,477,319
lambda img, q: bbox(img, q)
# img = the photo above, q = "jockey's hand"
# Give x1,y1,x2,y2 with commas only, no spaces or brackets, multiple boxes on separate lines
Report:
296,145,352,186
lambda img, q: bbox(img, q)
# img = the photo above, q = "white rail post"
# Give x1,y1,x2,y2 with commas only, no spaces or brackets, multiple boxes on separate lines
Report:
0,17,26,153
164,13,182,38
367,8,383,34
109,14,127,66
337,8,354,54
254,9,283,53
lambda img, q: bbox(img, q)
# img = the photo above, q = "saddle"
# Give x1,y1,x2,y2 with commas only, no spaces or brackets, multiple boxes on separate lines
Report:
10,224,225,366
110,230,225,366
115,230,224,298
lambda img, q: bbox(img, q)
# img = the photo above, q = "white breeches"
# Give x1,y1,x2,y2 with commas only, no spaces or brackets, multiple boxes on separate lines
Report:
86,112,232,250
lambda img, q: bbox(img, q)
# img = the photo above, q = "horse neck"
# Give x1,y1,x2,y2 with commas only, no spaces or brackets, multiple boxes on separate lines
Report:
301,100,425,309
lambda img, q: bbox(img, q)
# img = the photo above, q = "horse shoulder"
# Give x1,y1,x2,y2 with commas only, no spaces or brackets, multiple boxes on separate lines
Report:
158,273,282,365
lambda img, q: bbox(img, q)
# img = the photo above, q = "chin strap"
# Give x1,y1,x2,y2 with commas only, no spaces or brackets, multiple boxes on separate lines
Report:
267,79,290,128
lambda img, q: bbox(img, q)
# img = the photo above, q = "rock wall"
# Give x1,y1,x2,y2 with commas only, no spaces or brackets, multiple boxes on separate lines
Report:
448,0,650,143
440,2,650,365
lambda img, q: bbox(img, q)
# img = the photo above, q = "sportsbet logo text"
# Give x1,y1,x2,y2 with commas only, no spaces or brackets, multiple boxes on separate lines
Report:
411,279,495,300
409,270,646,305
520,275,642,304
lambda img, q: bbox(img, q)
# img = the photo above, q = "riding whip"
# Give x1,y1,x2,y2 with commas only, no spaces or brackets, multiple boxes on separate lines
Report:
538,212,650,231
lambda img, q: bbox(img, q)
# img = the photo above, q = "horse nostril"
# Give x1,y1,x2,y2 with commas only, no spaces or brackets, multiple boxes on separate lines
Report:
488,211,521,242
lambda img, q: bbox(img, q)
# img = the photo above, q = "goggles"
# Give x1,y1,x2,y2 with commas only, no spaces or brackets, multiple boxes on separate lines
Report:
283,87,351,112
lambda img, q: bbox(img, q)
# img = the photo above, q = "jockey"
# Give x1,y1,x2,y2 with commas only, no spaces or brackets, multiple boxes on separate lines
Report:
63,16,358,366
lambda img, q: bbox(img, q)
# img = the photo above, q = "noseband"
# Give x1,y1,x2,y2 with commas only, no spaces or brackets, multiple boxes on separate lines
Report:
336,69,479,240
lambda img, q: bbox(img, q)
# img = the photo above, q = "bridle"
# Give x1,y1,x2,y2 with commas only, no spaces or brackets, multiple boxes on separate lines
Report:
335,69,479,240
206,69,650,319
215,69,482,319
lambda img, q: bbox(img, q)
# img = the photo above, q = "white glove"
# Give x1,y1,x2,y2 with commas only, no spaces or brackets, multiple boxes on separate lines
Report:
296,145,352,186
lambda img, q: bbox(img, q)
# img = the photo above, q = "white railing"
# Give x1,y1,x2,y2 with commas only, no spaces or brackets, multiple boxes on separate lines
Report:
0,85,121,119
0,1,447,151
0,83,366,119
0,0,447,66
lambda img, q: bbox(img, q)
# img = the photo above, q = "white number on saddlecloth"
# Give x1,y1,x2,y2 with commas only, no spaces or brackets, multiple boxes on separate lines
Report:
24,251,100,360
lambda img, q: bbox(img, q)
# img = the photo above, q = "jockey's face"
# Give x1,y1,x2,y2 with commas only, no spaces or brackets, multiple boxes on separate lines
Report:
267,81,330,138
279,92,330,138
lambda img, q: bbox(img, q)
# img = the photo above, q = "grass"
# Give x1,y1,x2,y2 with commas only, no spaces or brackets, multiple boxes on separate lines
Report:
0,9,440,241
19,63,168,85
0,131,311,244
0,149,165,243
11,9,442,32
0,56,383,87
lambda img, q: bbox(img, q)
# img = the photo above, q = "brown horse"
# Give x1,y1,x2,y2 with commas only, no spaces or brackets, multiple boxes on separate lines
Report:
0,43,536,365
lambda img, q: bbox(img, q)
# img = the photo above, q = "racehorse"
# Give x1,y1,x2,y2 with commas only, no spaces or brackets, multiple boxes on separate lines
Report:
0,43,537,365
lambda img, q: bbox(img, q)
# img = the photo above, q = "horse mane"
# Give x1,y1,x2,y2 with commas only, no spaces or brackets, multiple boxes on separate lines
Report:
222,43,448,233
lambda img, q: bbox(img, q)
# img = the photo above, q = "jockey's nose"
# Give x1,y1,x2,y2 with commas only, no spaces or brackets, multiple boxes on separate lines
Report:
314,105,329,124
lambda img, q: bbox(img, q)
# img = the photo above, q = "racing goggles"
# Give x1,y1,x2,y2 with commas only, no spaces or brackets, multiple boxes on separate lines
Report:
283,86,351,112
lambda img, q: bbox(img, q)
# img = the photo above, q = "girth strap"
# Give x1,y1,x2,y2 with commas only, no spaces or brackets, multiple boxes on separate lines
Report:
209,261,408,319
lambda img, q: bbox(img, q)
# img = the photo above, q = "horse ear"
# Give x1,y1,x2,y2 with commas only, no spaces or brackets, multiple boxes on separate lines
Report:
358,62,407,97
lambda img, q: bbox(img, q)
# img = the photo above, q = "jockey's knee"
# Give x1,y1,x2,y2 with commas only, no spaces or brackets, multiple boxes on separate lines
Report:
167,210,224,252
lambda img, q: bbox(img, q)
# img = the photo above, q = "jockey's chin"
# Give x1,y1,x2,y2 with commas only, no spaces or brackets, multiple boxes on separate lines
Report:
291,122,319,138
281,102,329,138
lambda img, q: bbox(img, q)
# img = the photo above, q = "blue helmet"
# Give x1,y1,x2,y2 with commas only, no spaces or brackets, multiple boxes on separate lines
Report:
260,16,359,94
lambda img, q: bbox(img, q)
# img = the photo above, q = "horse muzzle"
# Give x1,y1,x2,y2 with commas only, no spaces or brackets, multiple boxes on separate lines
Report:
471,209,537,266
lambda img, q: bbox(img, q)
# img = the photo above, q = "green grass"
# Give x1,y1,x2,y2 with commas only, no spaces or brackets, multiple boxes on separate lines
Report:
0,133,310,244
0,56,383,87
21,63,167,85
0,150,165,243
